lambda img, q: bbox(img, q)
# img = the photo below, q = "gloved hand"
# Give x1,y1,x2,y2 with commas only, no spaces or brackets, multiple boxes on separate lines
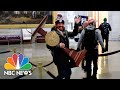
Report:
102,48,105,53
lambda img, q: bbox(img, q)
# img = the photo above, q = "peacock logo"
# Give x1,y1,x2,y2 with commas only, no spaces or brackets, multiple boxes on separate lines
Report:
4,53,32,70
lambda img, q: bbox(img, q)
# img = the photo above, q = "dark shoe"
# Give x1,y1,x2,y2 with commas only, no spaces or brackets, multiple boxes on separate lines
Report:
91,75,97,79
82,74,91,79
82,77,89,79
82,77,92,79
105,48,108,52
82,77,87,79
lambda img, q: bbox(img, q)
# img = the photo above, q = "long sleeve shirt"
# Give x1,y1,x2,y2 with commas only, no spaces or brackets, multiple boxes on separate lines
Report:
77,25,104,50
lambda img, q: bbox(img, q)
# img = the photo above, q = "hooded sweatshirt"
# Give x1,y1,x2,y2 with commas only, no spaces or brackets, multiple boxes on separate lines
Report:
77,24,104,50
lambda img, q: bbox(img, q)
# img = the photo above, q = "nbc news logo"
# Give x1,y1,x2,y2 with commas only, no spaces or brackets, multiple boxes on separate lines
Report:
4,53,32,75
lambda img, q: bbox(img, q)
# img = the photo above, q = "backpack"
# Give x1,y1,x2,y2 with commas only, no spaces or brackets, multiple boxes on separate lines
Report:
101,23,110,35
82,28,98,51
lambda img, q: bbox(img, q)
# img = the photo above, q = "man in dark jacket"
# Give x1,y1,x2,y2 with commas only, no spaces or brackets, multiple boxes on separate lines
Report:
99,18,112,52
46,14,79,79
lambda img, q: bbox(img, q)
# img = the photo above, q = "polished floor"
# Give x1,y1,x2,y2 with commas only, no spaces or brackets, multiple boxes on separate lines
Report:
0,39,120,79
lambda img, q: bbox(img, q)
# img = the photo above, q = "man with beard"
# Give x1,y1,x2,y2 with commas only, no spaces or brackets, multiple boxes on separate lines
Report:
46,14,80,79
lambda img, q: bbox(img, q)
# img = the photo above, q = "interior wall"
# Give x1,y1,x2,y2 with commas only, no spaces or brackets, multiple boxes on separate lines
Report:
108,11,120,41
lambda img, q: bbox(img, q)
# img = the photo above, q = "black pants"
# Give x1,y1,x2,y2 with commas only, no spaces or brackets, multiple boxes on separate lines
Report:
102,35,109,51
85,49,98,78
55,64,71,79
81,59,86,72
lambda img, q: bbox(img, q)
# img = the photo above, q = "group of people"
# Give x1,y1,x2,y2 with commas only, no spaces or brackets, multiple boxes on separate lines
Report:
46,14,112,79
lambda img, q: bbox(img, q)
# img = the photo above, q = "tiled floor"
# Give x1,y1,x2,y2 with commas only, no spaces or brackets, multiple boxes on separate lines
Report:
0,39,120,79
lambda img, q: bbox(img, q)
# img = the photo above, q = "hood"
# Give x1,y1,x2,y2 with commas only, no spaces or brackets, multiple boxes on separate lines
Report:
85,25,95,30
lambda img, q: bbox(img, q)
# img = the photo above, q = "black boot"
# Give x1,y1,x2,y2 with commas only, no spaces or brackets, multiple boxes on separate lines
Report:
91,74,97,79
84,72,91,79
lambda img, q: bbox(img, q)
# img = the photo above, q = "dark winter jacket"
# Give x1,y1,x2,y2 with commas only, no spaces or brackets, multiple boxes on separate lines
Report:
46,23,79,66
99,22,112,36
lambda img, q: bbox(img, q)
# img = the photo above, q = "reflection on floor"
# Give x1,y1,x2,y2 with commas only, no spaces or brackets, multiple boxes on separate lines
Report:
0,40,120,79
